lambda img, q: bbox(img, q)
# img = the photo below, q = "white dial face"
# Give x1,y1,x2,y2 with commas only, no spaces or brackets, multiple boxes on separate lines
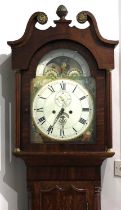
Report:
32,79,94,141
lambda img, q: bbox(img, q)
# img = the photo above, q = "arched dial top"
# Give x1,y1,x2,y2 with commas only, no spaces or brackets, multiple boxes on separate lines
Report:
32,79,94,141
36,49,90,77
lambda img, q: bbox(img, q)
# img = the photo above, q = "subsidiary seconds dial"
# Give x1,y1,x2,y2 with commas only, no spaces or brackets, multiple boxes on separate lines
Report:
32,79,94,141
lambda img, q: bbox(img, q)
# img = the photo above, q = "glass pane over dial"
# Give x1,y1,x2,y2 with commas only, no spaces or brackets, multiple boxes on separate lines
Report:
32,79,94,141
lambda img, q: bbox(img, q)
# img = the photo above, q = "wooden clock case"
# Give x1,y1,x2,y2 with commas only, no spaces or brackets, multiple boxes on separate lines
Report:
8,5,118,210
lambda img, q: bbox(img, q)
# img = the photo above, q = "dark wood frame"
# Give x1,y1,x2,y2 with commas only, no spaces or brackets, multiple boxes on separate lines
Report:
8,6,118,210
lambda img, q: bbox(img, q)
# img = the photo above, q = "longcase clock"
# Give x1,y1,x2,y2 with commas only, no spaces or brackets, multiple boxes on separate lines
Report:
8,5,118,210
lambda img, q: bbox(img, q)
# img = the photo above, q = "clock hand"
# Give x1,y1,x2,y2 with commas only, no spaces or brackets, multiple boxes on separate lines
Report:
52,108,65,127
47,108,65,134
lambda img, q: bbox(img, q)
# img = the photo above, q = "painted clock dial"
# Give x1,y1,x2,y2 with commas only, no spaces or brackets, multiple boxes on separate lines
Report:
32,79,94,141
31,48,96,143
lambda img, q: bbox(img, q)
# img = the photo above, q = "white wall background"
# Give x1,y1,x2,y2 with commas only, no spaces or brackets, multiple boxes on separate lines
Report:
0,0,120,210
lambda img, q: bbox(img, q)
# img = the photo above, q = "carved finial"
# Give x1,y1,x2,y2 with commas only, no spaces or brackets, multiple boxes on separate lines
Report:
56,5,68,20
76,12,87,24
37,12,48,24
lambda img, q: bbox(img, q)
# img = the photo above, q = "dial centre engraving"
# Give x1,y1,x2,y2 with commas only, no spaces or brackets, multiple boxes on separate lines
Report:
55,91,71,107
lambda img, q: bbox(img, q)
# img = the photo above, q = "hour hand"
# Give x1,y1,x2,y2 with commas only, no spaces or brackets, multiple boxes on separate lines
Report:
47,108,65,134
52,108,64,126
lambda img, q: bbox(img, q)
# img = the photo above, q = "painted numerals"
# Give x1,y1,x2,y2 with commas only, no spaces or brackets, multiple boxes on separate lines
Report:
32,79,94,141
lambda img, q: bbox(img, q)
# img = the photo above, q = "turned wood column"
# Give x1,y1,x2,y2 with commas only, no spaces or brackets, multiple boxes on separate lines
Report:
94,186,101,210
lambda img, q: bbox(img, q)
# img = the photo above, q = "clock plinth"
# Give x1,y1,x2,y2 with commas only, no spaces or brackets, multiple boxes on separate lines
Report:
8,5,118,210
